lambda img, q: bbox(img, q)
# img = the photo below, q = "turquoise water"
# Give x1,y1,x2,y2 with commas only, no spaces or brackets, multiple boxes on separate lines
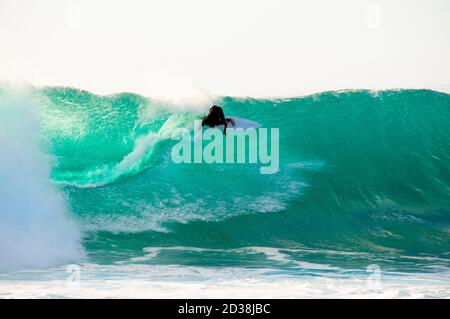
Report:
1,86,450,284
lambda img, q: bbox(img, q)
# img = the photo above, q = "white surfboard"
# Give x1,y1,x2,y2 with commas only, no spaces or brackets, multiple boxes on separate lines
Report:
215,117,261,131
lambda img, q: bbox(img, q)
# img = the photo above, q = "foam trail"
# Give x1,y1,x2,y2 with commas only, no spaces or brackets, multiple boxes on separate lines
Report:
0,88,84,271
54,112,197,188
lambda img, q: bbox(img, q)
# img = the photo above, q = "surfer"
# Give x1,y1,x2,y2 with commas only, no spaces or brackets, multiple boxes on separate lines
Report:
201,105,235,135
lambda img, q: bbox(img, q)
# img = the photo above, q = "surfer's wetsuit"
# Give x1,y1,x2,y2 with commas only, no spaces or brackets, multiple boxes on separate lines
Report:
202,105,233,128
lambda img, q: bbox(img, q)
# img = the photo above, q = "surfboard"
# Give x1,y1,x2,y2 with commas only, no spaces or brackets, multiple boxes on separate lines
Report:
215,117,261,131
194,117,261,141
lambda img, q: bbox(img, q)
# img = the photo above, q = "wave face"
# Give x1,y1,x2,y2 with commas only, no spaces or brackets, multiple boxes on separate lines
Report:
1,85,450,272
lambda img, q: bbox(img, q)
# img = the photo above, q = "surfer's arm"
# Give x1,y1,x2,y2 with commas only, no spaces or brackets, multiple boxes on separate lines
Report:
201,108,214,127
205,107,214,118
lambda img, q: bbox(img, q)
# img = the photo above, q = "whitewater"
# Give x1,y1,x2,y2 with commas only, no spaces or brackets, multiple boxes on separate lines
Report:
0,84,449,298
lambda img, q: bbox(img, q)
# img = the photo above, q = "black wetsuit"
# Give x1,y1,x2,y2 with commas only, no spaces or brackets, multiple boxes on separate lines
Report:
202,105,231,127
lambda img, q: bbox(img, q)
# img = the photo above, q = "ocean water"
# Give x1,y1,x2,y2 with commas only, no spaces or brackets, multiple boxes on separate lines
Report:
0,85,449,298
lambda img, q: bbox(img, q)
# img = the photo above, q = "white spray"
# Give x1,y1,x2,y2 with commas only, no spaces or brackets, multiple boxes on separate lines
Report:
0,86,84,271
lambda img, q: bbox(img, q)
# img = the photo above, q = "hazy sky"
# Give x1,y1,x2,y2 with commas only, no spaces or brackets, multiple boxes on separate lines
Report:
1,0,449,99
